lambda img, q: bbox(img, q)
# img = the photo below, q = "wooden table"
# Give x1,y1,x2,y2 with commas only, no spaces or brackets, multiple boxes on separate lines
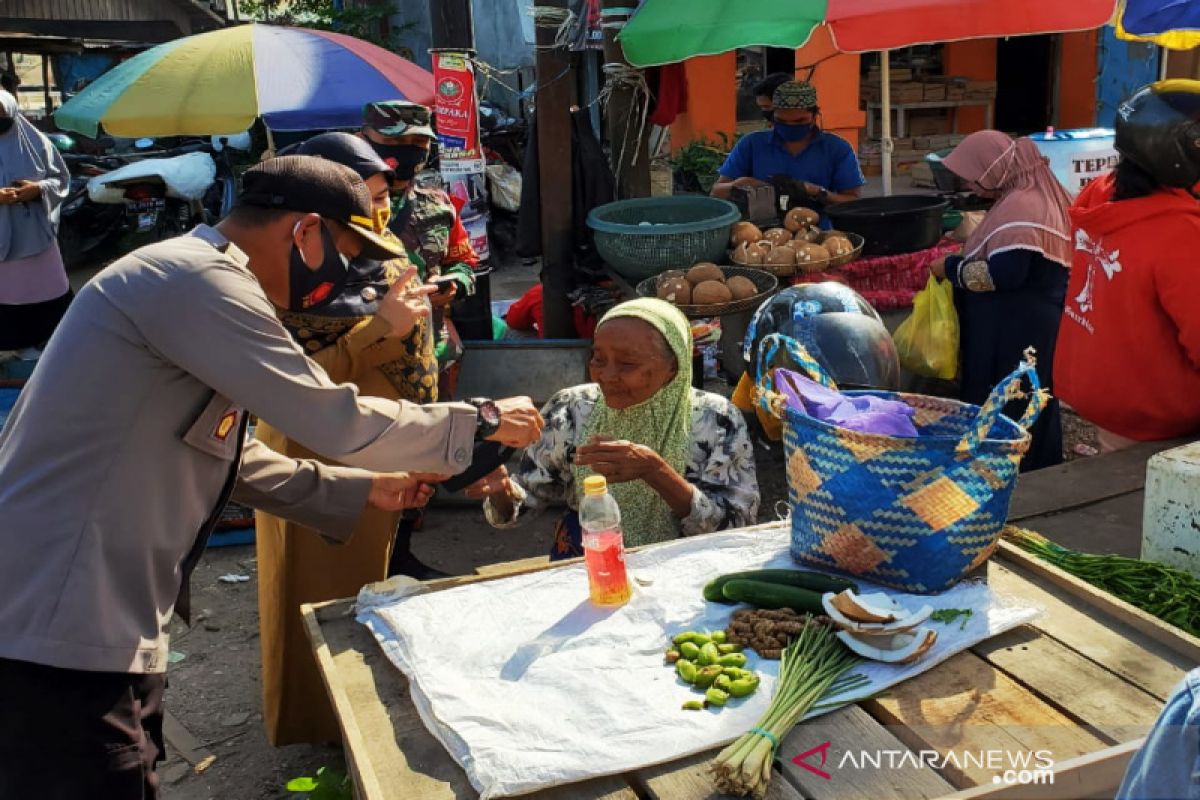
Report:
303,524,1200,800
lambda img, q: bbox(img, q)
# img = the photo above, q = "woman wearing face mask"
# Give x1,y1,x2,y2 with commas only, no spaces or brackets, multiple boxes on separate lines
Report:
929,130,1073,471
0,89,71,360
464,298,760,559
253,133,441,747
711,81,865,223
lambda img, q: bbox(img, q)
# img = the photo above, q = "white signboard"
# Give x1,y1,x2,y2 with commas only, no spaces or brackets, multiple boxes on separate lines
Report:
1070,148,1120,194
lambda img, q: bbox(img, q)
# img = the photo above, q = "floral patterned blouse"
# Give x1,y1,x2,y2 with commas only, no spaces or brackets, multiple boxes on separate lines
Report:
485,384,761,542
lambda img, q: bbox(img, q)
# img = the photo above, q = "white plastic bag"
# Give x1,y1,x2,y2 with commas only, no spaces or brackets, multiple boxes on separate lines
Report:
485,163,522,212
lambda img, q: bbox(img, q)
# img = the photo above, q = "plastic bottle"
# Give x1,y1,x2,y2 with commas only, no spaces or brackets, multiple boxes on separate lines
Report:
579,475,632,606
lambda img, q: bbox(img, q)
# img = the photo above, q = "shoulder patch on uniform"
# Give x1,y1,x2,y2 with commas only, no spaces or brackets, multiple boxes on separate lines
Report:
215,411,238,442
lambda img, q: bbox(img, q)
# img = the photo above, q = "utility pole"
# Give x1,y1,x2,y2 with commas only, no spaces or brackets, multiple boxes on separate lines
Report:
600,0,650,199
535,0,576,338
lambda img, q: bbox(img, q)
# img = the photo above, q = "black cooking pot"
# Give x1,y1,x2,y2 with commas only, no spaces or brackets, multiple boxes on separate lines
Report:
825,195,950,256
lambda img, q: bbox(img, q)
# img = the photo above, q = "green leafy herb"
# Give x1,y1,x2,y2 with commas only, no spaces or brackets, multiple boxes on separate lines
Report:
930,608,973,631
286,766,353,800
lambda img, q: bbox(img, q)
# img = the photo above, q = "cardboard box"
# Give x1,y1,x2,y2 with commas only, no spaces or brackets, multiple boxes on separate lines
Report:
862,81,925,104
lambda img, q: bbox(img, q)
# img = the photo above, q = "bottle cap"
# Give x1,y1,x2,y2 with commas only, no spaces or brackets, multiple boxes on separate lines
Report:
583,475,608,496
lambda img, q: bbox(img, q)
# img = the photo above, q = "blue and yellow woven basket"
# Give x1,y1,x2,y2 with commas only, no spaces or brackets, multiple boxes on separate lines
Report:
757,334,1046,593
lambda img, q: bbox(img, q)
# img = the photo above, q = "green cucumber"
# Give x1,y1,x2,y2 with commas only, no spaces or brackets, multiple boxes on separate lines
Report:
703,569,858,603
720,579,826,615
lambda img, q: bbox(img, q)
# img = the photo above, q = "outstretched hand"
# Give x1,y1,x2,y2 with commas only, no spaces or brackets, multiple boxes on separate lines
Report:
367,472,448,511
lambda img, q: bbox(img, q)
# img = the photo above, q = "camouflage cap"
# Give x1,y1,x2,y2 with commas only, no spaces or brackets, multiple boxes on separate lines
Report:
362,100,436,139
773,81,819,110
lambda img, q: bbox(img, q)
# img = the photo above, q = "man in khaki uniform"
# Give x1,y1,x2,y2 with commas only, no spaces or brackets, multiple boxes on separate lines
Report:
0,156,543,798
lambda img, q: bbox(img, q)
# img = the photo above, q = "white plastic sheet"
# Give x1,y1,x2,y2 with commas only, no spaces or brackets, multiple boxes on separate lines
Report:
357,525,1040,798
87,152,217,204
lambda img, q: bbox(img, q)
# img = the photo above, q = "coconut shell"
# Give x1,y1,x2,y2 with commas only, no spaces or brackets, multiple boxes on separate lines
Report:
659,269,688,282
734,242,765,265
730,221,762,248
794,226,822,243
794,242,831,267
785,207,820,231
726,275,758,301
824,236,854,256
763,228,793,247
656,276,691,305
692,280,733,306
686,262,725,285
765,245,796,267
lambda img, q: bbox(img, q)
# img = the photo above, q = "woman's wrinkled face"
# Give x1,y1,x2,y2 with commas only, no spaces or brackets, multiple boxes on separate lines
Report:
590,318,678,410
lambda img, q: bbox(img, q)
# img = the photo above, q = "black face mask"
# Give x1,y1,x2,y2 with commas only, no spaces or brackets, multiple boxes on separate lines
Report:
762,110,774,124
0,118,13,135
367,142,428,181
288,222,351,311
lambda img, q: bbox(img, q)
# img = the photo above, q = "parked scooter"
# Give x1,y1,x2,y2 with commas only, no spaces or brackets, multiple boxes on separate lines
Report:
58,151,129,267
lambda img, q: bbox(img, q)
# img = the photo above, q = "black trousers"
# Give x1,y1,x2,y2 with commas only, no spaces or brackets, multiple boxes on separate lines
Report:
0,657,166,800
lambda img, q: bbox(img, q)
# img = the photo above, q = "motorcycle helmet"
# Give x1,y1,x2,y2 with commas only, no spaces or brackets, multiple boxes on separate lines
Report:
743,282,900,390
1114,80,1200,189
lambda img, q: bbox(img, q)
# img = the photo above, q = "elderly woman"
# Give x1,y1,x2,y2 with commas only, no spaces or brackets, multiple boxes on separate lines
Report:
0,89,70,359
931,130,1072,471
255,132,439,746
468,298,759,557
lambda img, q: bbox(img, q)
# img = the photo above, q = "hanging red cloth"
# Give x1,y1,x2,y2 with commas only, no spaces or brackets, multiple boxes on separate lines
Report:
648,62,688,127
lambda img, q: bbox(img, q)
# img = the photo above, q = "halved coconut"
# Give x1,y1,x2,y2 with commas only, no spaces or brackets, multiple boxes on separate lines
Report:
836,627,938,664
822,591,934,635
731,221,763,248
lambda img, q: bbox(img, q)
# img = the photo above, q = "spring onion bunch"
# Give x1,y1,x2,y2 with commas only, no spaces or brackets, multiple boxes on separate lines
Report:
711,618,867,797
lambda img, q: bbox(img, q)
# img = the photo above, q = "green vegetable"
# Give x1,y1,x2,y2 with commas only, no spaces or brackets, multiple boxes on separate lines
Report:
710,630,727,644
717,652,748,668
673,631,711,646
682,700,706,711
679,641,702,660
711,617,868,796
722,667,753,680
675,659,698,684
698,642,720,666
694,665,724,689
705,687,731,706
728,677,759,698
714,674,733,693
1006,527,1200,638
720,579,826,614
717,643,743,655
930,608,973,631
704,569,859,604
665,650,681,664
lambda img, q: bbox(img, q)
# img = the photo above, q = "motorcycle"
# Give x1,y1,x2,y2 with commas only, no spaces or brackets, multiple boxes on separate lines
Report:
58,152,129,267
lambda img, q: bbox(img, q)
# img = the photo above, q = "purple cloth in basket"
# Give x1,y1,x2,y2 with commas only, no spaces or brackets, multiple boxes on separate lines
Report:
775,369,919,437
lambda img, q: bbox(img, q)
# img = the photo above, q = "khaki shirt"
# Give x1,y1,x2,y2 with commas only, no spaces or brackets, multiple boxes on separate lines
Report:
0,227,477,673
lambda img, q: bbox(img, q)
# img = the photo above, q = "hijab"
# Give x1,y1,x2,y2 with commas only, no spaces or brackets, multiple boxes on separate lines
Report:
942,130,1073,268
0,90,70,261
574,298,694,547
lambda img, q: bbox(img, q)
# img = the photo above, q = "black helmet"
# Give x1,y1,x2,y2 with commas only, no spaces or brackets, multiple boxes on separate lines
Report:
1115,80,1200,189
743,282,900,390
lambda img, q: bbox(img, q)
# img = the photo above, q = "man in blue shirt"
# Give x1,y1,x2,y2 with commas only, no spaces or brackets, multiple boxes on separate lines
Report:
712,81,865,216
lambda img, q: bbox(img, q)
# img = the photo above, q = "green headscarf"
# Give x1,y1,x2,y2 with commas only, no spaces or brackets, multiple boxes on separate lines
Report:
574,298,694,547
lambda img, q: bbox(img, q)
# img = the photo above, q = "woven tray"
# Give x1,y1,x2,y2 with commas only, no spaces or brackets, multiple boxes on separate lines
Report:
729,231,863,277
635,265,779,319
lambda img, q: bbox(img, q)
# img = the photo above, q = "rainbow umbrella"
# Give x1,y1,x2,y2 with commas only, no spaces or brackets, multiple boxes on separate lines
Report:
54,23,435,138
1116,0,1200,50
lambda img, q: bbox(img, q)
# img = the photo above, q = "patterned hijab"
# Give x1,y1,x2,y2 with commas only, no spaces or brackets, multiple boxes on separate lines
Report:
575,298,694,546
942,130,1073,268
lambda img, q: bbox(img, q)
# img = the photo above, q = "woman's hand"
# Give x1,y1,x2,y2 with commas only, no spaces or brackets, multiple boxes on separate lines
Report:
367,472,448,511
462,466,515,500
377,266,436,339
930,256,948,280
574,437,664,484
11,180,41,204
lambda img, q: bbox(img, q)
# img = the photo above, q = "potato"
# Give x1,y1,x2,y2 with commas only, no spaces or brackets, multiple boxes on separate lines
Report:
734,242,765,265
823,236,855,257
730,221,763,247
726,275,758,301
794,226,822,243
785,207,820,231
794,243,831,273
692,280,733,305
763,228,793,247
765,245,796,268
686,262,725,285
656,276,692,305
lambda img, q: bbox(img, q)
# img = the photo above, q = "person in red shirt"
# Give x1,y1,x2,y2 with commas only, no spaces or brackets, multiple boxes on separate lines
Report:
504,282,598,339
1055,81,1200,451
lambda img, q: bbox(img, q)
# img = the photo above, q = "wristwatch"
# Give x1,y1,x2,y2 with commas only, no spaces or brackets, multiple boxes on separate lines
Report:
467,397,501,440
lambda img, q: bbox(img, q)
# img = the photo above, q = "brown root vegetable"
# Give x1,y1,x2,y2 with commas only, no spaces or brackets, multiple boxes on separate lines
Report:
733,242,765,265
656,277,692,305
823,235,855,257
726,275,758,301
794,243,831,273
692,280,733,306
794,226,822,243
763,228,793,247
765,245,796,269
785,207,821,231
730,221,763,247
686,262,725,285
725,609,829,659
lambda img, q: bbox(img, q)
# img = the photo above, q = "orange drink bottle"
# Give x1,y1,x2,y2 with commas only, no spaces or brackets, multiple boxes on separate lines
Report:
579,475,632,606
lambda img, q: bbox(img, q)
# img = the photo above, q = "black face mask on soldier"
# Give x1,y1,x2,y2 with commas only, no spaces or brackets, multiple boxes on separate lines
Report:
287,220,351,311
367,142,428,181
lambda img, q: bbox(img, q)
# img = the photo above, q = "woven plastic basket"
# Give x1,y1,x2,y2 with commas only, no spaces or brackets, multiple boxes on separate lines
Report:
635,265,779,319
587,197,741,282
756,333,1045,593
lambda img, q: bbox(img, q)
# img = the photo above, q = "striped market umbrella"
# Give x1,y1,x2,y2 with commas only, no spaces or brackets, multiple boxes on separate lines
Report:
1116,0,1200,50
54,23,435,138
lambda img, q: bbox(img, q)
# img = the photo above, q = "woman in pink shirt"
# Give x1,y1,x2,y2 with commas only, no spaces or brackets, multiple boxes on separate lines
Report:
0,89,71,359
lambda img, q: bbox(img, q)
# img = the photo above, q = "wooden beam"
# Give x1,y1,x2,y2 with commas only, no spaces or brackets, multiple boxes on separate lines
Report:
0,18,185,42
600,0,650,199
534,0,576,338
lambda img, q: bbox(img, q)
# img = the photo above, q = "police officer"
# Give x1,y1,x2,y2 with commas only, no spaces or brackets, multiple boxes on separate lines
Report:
0,155,543,798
